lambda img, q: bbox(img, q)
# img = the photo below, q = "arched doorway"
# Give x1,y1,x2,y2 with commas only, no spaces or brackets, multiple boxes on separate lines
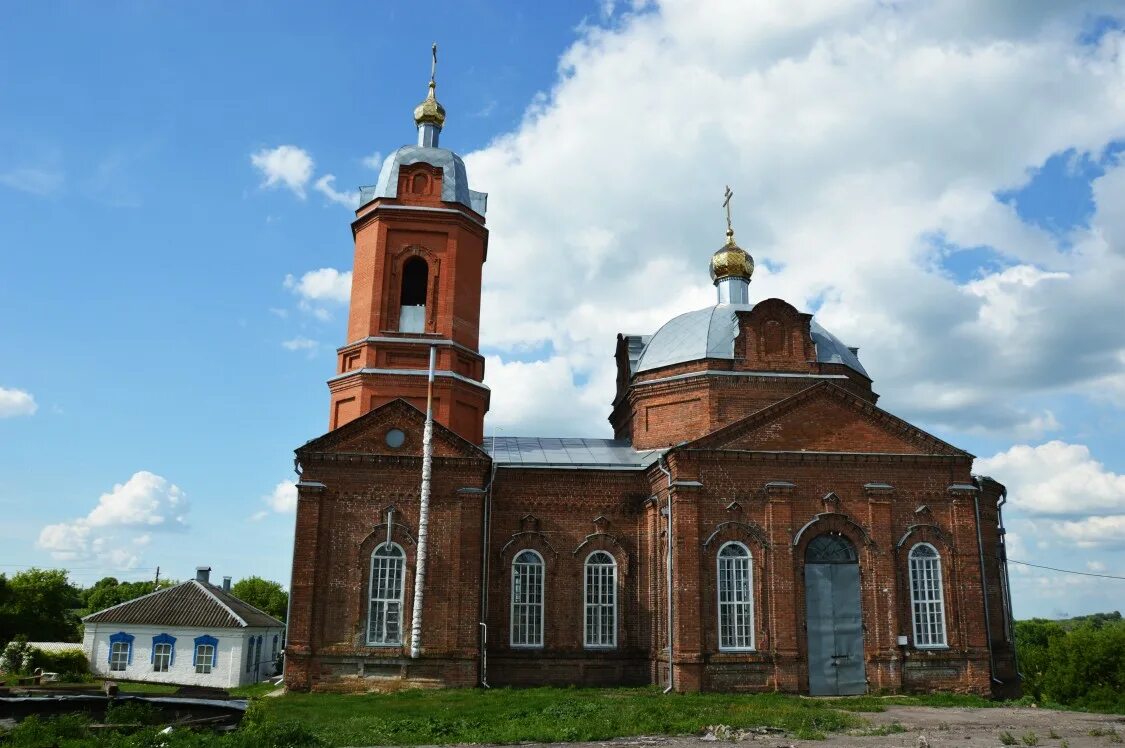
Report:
804,533,866,695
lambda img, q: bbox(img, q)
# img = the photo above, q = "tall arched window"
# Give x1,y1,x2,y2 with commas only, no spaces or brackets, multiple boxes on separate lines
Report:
717,541,754,651
368,543,406,646
584,551,617,649
399,257,428,333
909,543,947,648
510,550,544,647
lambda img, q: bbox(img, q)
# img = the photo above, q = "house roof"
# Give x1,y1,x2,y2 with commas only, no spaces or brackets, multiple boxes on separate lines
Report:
483,436,662,470
82,580,283,629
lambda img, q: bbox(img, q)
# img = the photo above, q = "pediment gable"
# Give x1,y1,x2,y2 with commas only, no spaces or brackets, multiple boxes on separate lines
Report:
298,398,489,460
686,382,968,457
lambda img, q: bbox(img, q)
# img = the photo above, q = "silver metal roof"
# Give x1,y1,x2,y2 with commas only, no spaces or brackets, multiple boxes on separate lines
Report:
633,303,868,378
361,145,487,215
621,334,652,375
483,436,661,470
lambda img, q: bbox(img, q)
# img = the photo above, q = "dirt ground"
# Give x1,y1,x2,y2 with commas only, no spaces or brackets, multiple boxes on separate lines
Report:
398,706,1125,748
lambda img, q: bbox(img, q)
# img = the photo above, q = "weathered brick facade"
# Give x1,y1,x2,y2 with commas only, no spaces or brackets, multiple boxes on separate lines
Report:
285,83,1019,697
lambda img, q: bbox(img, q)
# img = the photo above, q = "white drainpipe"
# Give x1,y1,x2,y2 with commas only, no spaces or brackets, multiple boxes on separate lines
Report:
410,346,436,659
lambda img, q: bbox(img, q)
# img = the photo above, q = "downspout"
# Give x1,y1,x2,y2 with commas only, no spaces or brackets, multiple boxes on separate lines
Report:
972,486,1000,685
996,486,1021,678
410,346,436,659
281,457,302,682
479,455,498,688
657,455,674,693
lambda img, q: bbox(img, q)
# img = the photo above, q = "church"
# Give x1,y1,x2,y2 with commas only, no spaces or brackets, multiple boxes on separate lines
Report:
284,55,1020,696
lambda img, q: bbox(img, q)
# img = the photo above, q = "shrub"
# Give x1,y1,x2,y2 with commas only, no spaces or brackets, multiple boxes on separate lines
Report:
0,635,34,675
29,646,88,677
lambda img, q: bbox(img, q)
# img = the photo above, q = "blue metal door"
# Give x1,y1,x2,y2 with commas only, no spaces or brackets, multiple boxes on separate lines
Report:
804,534,866,696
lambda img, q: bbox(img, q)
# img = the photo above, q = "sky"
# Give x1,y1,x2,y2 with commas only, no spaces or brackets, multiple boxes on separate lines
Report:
1,0,1124,619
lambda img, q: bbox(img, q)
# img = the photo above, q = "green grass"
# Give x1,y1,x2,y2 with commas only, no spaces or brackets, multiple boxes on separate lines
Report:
254,686,866,746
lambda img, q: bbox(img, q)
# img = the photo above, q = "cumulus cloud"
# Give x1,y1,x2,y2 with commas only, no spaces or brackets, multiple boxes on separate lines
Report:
438,0,1125,440
361,151,384,171
0,387,37,417
1052,515,1125,549
313,174,358,207
284,268,352,304
37,471,188,568
975,441,1125,516
282,336,318,352
252,480,298,521
251,145,314,198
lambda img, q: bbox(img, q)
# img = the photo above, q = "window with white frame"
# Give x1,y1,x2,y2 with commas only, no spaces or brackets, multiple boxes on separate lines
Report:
584,551,617,648
195,644,215,674
909,543,947,647
152,643,172,672
510,550,544,647
368,543,406,646
717,542,754,651
109,641,129,671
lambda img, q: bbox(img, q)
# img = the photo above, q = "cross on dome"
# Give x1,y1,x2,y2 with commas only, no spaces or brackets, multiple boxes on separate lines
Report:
709,184,754,302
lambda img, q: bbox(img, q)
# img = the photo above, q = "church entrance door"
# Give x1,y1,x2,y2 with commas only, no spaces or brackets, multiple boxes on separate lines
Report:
804,534,866,695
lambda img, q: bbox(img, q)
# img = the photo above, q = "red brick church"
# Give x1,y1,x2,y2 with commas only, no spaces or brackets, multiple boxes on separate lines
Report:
285,58,1019,696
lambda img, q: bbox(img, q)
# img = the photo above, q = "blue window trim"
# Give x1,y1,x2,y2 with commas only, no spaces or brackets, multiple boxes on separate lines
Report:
150,633,177,666
108,632,135,665
193,635,219,668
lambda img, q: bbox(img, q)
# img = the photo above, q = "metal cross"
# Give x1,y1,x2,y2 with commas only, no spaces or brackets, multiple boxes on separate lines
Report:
723,185,734,234
430,43,438,83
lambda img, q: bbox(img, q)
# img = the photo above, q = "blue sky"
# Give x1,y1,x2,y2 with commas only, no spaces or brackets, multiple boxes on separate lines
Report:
2,1,1125,618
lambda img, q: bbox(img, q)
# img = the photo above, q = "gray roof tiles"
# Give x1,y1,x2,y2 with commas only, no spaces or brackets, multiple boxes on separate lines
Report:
82,580,283,629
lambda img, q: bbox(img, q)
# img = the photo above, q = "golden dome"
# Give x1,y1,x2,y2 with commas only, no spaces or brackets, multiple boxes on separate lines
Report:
709,230,754,283
414,81,446,128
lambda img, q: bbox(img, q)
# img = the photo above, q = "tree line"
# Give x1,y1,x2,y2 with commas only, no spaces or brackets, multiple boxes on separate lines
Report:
0,568,288,648
1015,612,1124,711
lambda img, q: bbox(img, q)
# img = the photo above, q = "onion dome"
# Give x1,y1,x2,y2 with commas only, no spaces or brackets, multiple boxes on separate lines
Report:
413,79,446,129
709,229,755,284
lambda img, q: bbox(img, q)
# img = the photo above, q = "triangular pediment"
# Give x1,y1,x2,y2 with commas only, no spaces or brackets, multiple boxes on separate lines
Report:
686,382,968,457
298,398,489,460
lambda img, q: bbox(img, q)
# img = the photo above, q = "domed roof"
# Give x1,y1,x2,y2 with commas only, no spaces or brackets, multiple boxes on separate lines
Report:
414,81,446,128
362,145,488,215
709,242,754,283
633,303,868,377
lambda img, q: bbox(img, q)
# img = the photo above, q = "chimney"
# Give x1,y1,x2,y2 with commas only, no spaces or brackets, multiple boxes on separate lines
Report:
195,566,211,584
222,576,232,592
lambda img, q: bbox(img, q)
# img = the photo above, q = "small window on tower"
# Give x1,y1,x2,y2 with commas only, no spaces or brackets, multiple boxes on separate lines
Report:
399,257,428,333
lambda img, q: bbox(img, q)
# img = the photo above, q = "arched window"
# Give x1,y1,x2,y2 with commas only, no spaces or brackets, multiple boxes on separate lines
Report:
909,543,947,648
399,257,428,333
717,542,754,651
368,542,406,646
584,551,617,649
511,550,544,647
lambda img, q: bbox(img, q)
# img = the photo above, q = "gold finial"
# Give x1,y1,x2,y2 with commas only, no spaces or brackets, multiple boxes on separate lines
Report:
709,184,754,284
722,185,735,246
414,42,446,128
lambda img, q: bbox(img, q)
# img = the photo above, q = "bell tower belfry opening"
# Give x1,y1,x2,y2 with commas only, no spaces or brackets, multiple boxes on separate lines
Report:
327,46,490,443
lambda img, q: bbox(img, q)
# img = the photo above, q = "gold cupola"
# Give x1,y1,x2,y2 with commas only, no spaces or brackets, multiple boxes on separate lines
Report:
414,44,446,147
710,186,753,303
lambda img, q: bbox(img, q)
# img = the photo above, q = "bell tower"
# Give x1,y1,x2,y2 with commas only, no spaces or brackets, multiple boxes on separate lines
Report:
328,46,490,443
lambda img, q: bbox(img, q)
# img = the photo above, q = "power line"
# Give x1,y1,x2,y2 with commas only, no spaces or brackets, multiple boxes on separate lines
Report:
1009,558,1125,581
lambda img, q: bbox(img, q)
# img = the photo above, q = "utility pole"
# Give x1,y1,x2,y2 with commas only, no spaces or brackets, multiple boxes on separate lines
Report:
153,566,160,591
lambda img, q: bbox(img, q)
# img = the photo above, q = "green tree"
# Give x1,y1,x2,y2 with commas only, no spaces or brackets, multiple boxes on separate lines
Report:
0,569,81,646
80,576,172,615
230,577,288,621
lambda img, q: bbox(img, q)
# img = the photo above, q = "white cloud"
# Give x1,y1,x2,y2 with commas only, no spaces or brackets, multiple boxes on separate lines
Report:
1052,515,1125,549
250,145,314,198
37,471,188,567
361,151,384,170
445,0,1125,439
284,268,352,304
1087,560,1107,573
483,356,608,436
252,480,298,520
313,174,358,207
282,336,319,356
0,167,64,196
0,387,37,417
975,441,1125,516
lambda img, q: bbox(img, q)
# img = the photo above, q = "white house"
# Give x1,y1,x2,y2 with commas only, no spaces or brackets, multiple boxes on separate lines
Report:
82,567,285,689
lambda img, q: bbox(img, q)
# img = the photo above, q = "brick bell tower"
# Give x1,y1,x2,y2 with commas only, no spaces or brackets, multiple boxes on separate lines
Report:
328,46,490,443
